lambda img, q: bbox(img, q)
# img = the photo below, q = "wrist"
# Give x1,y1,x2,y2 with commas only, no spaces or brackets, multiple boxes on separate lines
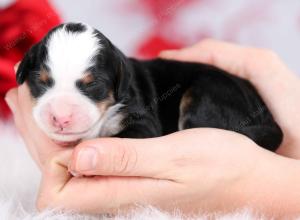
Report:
195,140,265,214
235,149,300,218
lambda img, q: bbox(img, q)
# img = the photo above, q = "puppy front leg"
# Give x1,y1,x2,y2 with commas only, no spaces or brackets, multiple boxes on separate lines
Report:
115,121,161,139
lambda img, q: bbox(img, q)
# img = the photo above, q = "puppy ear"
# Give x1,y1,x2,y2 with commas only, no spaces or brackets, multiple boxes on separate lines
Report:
112,47,132,101
16,44,39,84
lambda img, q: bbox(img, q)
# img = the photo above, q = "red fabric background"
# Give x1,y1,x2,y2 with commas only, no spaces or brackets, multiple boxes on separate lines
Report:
134,0,198,58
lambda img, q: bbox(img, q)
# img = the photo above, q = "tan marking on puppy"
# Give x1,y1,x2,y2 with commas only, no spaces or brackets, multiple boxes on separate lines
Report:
180,89,193,115
81,73,94,85
178,89,193,130
39,68,50,83
97,91,115,113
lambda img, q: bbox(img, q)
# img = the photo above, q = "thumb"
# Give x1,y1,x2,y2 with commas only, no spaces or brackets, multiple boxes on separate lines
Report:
68,136,178,179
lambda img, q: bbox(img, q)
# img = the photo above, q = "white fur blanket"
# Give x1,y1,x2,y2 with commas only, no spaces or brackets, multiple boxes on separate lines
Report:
0,121,268,219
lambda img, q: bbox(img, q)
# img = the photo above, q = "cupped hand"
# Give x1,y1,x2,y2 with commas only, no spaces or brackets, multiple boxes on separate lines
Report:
37,128,275,215
36,129,300,217
160,39,300,158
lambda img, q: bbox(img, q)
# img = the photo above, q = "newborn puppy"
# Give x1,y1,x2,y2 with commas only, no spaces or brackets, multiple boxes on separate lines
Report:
16,22,283,151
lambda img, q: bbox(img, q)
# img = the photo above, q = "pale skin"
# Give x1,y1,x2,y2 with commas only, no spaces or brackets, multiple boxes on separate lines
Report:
4,39,300,217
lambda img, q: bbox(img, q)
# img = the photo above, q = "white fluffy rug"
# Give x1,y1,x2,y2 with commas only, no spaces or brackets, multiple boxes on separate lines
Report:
0,120,268,220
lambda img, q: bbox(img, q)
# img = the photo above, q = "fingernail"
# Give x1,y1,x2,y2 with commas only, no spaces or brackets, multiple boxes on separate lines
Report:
75,147,97,171
68,161,82,177
69,169,82,177
4,96,16,114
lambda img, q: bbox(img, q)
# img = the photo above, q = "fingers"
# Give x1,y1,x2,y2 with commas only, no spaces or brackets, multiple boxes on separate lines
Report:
160,39,247,77
5,62,32,131
5,88,18,114
37,129,256,213
69,134,184,179
5,88,30,139
5,85,34,134
38,148,177,213
52,175,176,213
68,129,238,179
159,39,292,82
40,176,177,214
5,88,44,168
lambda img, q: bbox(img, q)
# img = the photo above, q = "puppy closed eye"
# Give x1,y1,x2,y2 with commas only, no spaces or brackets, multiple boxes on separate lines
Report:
82,73,94,84
76,73,108,101
80,73,95,87
78,73,104,91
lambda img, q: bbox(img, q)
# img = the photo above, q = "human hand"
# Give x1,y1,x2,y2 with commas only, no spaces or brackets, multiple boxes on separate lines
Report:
36,129,300,218
160,39,300,158
36,128,274,214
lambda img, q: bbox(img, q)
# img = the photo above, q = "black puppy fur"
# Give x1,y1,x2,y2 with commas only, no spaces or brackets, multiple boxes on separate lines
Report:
16,23,283,151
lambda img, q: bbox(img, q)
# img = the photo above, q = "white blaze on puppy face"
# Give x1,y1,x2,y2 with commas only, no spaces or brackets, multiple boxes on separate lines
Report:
46,25,100,87
32,24,119,142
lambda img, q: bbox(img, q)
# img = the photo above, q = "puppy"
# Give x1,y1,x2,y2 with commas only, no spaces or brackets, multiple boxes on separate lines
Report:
16,22,283,151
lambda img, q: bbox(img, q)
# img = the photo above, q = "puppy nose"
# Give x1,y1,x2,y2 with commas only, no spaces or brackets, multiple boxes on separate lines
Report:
51,114,72,129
